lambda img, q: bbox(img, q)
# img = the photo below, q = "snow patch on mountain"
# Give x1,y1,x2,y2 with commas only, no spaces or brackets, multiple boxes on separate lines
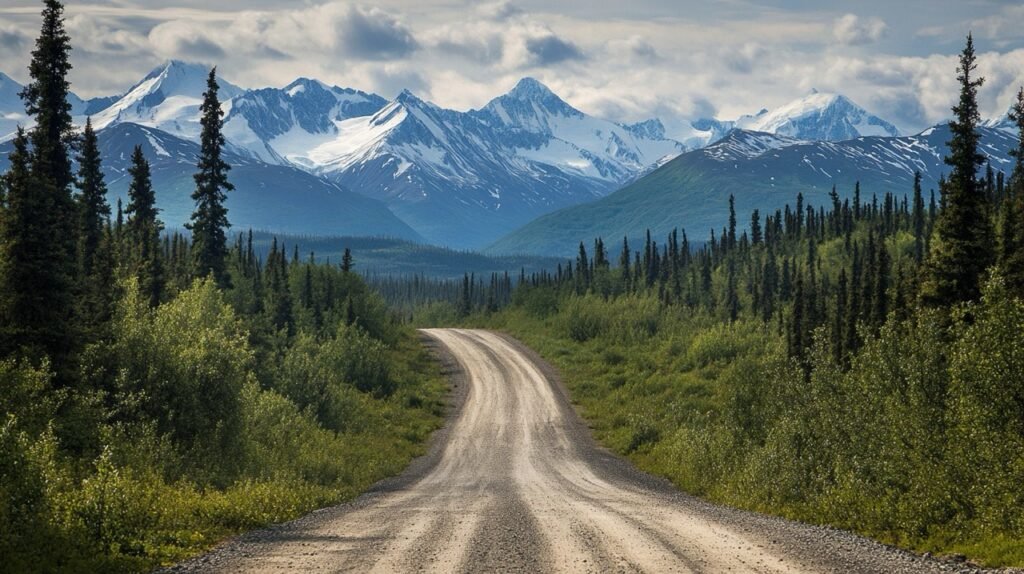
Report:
734,90,901,141
92,61,245,140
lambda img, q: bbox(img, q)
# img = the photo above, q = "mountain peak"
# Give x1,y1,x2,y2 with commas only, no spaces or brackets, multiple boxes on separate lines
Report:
734,91,899,141
145,59,210,81
508,77,556,100
284,77,330,97
394,89,441,112
395,89,423,105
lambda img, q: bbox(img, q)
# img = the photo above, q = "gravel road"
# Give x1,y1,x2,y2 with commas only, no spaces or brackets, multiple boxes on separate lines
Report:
166,328,1009,573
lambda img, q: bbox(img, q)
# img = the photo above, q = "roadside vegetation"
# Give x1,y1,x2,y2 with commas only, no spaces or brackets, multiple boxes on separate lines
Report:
426,35,1024,567
0,3,445,571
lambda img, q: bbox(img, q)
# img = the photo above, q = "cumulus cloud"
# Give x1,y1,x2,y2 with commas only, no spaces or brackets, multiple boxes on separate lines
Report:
525,35,584,66
0,0,1020,137
424,12,583,71
722,43,767,74
833,14,887,46
605,36,660,63
338,5,418,61
477,1,522,22
149,20,225,59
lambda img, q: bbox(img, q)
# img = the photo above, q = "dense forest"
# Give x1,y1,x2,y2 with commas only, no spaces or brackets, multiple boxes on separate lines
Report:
0,3,446,571
436,35,1024,566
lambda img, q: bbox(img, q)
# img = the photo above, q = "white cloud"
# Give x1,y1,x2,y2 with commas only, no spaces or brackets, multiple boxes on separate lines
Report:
833,14,887,46
0,0,1020,137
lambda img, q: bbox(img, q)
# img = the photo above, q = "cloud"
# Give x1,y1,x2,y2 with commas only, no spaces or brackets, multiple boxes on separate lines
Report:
833,14,887,46
149,20,225,59
525,35,584,66
477,1,522,22
606,36,660,63
338,6,418,61
722,43,767,74
0,23,27,55
430,24,505,65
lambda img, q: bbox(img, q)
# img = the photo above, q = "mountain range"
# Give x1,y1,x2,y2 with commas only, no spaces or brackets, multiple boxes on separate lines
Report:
489,124,1017,257
0,61,1018,254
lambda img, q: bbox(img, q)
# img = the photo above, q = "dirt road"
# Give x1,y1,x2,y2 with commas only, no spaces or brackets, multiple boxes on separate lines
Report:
169,329,987,573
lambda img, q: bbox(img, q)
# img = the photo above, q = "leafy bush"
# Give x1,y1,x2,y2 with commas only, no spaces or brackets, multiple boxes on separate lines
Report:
112,279,253,484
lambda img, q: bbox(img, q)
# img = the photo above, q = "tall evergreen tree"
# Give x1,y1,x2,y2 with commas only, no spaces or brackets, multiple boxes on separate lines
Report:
3,0,77,365
872,238,890,329
750,209,762,245
832,269,848,366
727,194,737,250
124,145,164,307
341,248,354,273
1002,87,1024,294
0,129,70,359
912,171,926,263
187,67,234,288
619,237,631,289
921,34,995,306
75,118,114,332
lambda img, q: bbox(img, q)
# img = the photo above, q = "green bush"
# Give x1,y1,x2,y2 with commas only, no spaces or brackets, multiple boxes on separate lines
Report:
112,279,253,483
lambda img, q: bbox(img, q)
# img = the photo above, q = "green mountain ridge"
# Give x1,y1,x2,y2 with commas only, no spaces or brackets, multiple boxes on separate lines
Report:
489,126,1017,257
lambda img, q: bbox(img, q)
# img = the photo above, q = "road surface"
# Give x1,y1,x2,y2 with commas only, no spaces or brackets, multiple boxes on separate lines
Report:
169,329,987,573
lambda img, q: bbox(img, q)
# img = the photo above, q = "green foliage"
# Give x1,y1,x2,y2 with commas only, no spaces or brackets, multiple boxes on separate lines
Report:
112,279,251,483
485,267,1024,567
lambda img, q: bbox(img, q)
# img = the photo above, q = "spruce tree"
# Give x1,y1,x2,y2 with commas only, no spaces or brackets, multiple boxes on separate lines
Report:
1002,87,1024,294
725,258,739,322
4,0,77,365
341,248,354,273
188,67,234,288
125,146,164,307
833,269,848,366
912,171,925,263
727,194,737,250
0,129,69,358
619,237,631,290
872,238,890,329
75,118,114,333
921,34,995,306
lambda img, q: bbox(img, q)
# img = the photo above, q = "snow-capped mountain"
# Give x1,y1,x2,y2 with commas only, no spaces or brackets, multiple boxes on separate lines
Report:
0,122,422,241
687,90,901,147
224,78,388,165
0,72,119,139
337,80,684,246
737,90,901,140
470,78,684,183
69,65,686,247
983,107,1017,133
236,77,687,247
91,60,246,141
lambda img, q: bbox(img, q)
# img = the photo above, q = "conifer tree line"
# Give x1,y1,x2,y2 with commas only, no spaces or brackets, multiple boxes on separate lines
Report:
367,271,515,318
0,3,446,570
0,0,235,378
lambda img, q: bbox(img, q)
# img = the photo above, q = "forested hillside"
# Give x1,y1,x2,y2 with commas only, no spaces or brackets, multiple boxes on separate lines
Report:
448,35,1024,567
0,3,445,571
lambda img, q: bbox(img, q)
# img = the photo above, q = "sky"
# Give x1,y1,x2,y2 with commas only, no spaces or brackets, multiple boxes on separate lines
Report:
0,0,1022,137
